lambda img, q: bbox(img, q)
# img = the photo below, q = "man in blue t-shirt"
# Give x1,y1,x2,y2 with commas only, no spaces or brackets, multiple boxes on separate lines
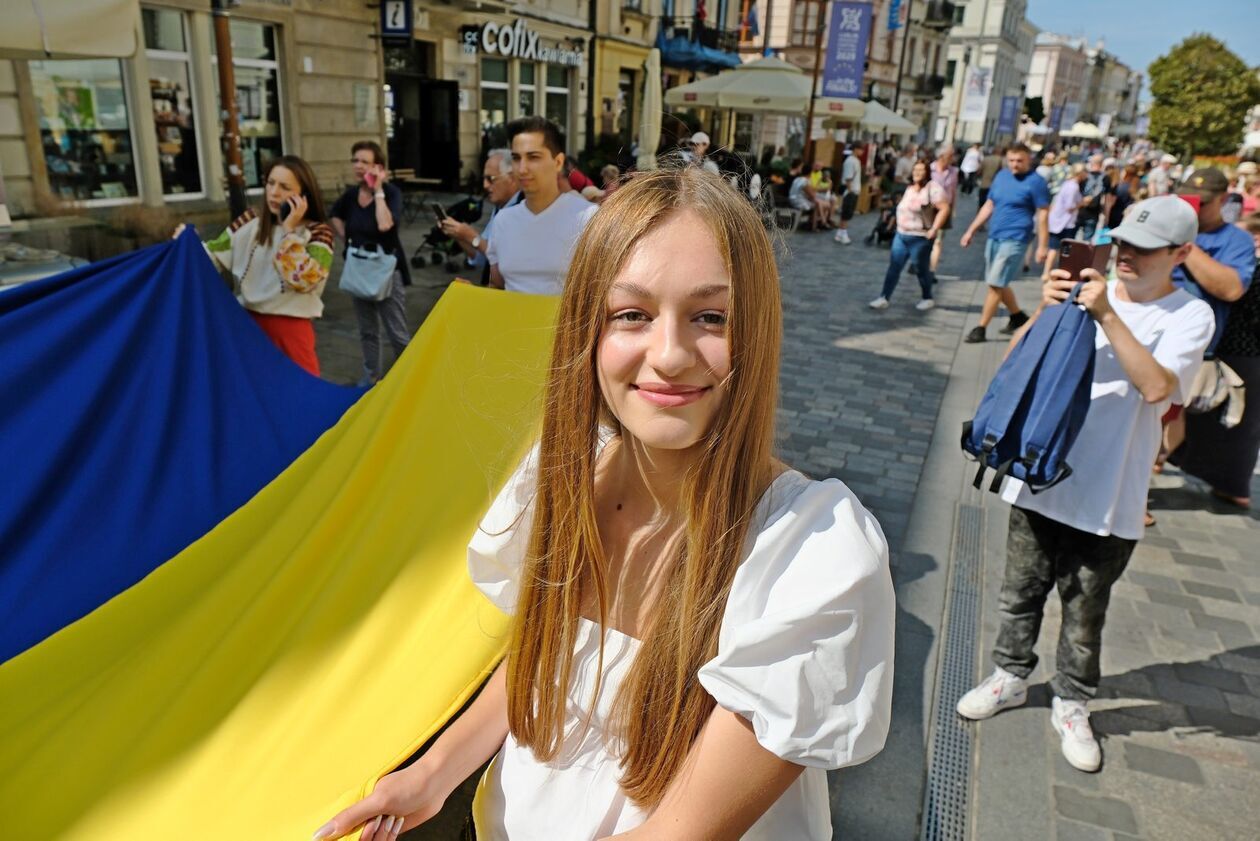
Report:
1172,168,1256,356
960,143,1051,343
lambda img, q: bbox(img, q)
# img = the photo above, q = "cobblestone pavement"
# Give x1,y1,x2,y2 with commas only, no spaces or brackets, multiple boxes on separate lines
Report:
312,196,1260,840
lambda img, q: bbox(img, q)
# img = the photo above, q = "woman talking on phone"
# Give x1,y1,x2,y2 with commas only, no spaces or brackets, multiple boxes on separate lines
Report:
331,141,411,386
313,167,894,841
179,154,334,376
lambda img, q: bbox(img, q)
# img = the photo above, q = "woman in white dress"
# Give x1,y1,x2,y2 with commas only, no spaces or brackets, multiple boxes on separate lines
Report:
315,168,896,841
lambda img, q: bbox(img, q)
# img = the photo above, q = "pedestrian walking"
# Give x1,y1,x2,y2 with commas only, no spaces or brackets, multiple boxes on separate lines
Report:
960,143,1049,343
833,147,862,244
958,196,1214,774
976,146,1003,206
870,160,950,311
488,117,599,295
960,143,982,194
1077,155,1113,242
181,154,334,376
929,146,960,275
1146,154,1176,197
330,141,411,386
1040,164,1088,280
312,167,894,841
1169,212,1260,509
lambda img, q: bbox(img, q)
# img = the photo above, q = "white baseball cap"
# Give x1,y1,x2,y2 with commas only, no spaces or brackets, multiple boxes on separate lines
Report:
689,132,711,146
1109,195,1198,249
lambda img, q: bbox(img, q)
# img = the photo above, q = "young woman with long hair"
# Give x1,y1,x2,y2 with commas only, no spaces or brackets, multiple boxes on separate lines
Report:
315,167,894,841
178,154,334,375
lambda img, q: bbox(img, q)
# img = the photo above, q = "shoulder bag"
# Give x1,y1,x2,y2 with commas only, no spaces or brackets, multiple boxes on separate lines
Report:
339,243,397,302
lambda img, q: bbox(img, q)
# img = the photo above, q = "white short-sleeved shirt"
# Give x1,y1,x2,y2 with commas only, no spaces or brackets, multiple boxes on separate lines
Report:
467,449,895,840
1002,282,1214,539
485,191,598,296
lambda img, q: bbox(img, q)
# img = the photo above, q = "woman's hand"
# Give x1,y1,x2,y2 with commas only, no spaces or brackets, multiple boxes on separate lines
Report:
312,763,448,840
172,223,187,240
282,195,309,233
371,165,390,187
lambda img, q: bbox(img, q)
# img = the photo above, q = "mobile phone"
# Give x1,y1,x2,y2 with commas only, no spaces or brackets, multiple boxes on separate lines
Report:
1058,239,1113,282
365,169,378,189
431,202,448,220
278,199,292,222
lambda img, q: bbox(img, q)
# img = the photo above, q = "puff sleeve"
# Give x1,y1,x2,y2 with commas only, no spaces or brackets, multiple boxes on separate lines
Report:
697,476,895,770
466,447,539,614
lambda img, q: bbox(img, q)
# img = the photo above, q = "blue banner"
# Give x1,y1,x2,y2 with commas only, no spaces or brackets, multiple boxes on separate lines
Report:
822,1,872,99
997,95,1019,134
888,0,902,31
1049,104,1064,132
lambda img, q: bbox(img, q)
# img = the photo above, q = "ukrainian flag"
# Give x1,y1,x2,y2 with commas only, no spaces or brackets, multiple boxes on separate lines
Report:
0,231,556,838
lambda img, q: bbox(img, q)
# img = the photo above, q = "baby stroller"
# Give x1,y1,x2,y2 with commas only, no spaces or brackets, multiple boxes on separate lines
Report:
865,189,901,247
410,195,484,270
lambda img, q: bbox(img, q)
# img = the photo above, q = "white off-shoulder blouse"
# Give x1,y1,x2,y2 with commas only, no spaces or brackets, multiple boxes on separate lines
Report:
466,448,895,840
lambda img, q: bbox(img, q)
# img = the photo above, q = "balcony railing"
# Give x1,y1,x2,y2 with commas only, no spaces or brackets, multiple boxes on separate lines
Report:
909,73,947,98
663,17,740,53
922,0,957,30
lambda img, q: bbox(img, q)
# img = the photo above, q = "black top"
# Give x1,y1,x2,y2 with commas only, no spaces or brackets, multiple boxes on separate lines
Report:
331,183,411,286
1218,262,1260,358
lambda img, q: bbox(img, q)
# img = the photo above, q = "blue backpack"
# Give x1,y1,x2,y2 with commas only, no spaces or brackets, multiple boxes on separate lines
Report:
961,284,1097,493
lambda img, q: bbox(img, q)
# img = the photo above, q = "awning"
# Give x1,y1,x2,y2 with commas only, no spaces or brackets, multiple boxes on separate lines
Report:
824,99,915,133
2,0,139,60
664,55,862,115
1063,121,1104,139
637,49,663,170
656,31,741,73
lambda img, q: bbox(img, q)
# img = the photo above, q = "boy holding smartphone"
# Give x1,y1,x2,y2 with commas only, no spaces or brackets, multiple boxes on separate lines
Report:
957,196,1214,773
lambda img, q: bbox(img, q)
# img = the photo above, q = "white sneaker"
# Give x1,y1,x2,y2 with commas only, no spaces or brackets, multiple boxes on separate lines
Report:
1051,697,1102,772
869,296,890,310
915,298,936,311
834,229,851,244
956,667,1028,720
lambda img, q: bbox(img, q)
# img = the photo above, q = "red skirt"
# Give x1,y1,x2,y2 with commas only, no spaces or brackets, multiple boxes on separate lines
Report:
248,311,320,377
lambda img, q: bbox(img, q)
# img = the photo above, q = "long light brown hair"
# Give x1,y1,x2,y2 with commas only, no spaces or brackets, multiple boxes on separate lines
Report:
506,167,783,807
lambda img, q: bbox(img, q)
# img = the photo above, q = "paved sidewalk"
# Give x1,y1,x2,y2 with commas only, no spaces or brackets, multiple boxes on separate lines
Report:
933,277,1260,841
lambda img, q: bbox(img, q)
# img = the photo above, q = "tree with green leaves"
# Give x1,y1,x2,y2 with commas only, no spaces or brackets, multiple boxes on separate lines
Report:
1148,34,1260,156
1024,96,1045,126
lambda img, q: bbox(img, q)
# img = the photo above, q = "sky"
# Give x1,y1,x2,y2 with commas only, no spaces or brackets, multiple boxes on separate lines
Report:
1025,0,1260,87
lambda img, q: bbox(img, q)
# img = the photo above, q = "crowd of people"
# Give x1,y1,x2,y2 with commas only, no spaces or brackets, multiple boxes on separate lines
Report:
159,116,1258,835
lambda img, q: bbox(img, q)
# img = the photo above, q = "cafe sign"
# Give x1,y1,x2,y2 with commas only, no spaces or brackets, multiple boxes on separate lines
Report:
466,19,583,67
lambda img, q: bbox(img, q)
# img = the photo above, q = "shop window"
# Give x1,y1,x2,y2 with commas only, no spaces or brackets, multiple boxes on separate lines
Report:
545,65,570,141
481,57,509,145
29,59,139,203
143,8,203,197
212,20,284,190
517,62,536,118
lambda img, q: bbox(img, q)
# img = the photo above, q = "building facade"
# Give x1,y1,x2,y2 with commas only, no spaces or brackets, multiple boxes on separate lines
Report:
1026,32,1089,123
1081,41,1140,135
939,0,1036,145
1,0,385,218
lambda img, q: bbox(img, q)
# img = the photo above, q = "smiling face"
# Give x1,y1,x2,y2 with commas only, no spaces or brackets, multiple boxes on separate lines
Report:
597,210,732,453
264,165,301,217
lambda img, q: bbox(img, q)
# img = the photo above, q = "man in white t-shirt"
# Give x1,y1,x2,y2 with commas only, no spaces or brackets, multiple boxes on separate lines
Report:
488,116,598,295
957,196,1214,774
833,148,863,244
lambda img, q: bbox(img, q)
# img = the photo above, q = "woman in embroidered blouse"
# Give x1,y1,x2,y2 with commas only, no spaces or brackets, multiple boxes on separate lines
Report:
315,168,895,841
182,155,334,376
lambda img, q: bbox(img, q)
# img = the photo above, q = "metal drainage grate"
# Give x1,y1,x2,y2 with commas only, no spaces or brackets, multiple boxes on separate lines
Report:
919,503,985,841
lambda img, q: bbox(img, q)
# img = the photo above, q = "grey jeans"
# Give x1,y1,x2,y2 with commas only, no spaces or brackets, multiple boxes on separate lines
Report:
992,506,1136,701
353,271,410,380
